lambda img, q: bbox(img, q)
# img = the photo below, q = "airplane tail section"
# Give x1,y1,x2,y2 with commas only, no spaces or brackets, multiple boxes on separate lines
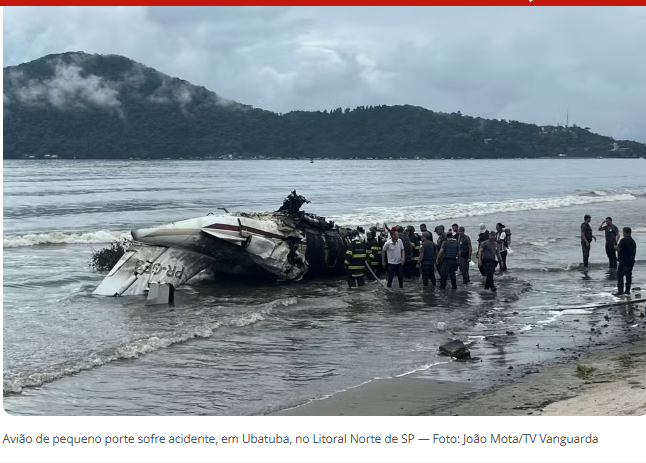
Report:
93,244,215,296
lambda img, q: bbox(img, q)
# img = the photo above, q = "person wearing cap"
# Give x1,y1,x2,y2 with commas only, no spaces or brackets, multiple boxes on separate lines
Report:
599,217,620,269
383,228,405,288
457,226,473,284
417,231,437,287
478,231,503,292
477,224,489,276
436,231,459,289
344,229,373,288
435,225,447,246
580,214,596,267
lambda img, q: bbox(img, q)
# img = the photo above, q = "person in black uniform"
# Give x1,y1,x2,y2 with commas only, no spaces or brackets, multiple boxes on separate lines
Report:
478,231,503,292
477,224,489,276
434,225,447,276
599,217,620,269
436,231,459,289
366,229,382,279
580,214,596,267
417,231,437,286
344,229,373,287
457,226,472,284
398,226,413,278
615,227,637,295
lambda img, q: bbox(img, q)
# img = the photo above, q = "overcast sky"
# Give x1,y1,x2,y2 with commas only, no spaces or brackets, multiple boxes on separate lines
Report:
4,6,646,141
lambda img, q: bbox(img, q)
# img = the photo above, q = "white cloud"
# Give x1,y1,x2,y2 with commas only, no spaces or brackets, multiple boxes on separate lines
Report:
10,62,121,111
4,6,646,141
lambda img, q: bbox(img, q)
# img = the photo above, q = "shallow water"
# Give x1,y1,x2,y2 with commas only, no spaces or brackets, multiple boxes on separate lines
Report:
3,158,646,415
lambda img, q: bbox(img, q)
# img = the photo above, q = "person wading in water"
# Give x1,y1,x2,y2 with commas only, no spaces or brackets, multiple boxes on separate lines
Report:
382,228,405,288
580,214,596,267
417,231,438,287
495,223,509,272
599,217,620,269
478,231,503,293
614,227,637,295
457,226,472,284
437,231,459,290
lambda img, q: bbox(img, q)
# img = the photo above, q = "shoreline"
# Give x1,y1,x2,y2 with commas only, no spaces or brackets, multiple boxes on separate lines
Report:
6,156,645,161
273,326,646,417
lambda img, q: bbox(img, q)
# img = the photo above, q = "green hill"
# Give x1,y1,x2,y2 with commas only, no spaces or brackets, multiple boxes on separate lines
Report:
4,52,646,160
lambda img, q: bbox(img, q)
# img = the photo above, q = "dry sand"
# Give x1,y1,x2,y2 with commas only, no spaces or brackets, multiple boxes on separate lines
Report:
435,340,646,416
541,346,646,416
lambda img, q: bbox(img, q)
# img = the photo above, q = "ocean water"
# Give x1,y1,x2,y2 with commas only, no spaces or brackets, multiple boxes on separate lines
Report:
3,158,646,415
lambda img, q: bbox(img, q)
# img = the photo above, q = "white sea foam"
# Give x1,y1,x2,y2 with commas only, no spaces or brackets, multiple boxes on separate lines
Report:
331,193,636,226
560,309,593,315
3,230,131,248
578,187,646,197
3,297,297,393
537,311,563,325
394,361,450,377
594,292,617,299
6,192,642,248
519,237,559,247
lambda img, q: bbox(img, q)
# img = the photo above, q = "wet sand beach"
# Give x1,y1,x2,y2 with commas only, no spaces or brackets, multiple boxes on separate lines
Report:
274,307,646,416
438,338,646,417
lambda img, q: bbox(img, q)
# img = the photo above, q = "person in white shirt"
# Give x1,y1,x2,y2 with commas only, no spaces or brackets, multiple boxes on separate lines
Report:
382,228,406,288
495,222,509,271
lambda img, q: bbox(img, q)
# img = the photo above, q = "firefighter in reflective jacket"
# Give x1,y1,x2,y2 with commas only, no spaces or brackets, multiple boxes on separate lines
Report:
345,230,373,287
366,229,382,279
407,225,421,278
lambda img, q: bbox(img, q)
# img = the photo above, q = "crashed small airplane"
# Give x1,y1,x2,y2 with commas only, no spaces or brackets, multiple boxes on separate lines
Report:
94,191,366,296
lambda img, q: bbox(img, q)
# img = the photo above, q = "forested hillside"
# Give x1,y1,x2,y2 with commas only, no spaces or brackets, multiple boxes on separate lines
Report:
4,52,645,160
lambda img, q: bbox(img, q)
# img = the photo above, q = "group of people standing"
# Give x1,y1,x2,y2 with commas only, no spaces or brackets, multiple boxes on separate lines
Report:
580,215,638,295
344,222,511,293
344,214,638,297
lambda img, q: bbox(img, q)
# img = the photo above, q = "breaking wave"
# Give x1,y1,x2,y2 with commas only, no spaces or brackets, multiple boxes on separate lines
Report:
516,237,561,247
3,297,298,394
576,187,646,197
332,193,637,226
512,259,646,273
517,226,645,248
3,230,131,248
